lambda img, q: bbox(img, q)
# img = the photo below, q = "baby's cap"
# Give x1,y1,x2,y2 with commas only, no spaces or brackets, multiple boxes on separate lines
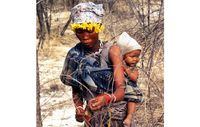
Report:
116,32,142,55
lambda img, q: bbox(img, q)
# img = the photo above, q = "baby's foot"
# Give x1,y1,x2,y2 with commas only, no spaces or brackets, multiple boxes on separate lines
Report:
123,117,132,127
123,114,134,127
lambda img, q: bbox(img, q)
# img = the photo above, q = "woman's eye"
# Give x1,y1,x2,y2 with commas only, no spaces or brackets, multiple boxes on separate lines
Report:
75,28,94,34
75,29,84,33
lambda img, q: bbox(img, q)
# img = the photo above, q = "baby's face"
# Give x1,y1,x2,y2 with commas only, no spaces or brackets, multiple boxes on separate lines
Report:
123,50,141,67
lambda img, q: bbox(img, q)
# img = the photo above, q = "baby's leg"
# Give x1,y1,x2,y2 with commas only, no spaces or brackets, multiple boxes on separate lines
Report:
123,102,136,127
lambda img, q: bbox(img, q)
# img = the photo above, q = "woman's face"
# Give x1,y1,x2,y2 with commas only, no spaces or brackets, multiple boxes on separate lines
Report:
75,28,99,48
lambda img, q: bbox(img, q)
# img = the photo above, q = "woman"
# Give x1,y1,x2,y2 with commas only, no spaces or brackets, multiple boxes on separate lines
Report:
60,2,127,126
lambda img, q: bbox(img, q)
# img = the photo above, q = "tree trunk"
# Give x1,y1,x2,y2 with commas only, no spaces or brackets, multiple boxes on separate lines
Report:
37,0,51,48
60,17,71,36
36,48,42,127
43,0,51,35
37,0,45,49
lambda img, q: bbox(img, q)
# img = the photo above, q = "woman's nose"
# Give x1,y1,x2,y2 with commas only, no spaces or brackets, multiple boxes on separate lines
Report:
81,32,90,38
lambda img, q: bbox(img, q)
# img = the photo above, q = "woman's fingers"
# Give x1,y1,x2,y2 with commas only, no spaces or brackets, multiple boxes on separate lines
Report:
88,98,96,110
88,97,104,110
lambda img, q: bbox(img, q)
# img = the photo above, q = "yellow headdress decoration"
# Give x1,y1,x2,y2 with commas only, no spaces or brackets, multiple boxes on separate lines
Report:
70,2,105,33
70,22,104,33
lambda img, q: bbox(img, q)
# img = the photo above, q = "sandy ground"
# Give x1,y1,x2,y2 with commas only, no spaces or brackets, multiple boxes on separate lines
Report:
39,42,85,127
41,91,84,127
38,11,87,127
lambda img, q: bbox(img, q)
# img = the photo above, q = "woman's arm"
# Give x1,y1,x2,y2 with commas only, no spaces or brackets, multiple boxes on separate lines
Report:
60,50,85,121
60,52,73,85
109,44,125,101
88,45,125,111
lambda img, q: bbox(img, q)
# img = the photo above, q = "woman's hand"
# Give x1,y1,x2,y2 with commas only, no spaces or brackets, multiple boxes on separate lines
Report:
88,93,113,110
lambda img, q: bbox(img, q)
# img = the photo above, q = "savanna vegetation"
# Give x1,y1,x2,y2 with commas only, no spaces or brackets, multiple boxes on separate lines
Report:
36,0,164,127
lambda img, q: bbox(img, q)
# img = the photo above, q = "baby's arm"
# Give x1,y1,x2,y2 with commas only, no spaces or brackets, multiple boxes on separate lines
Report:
124,67,139,81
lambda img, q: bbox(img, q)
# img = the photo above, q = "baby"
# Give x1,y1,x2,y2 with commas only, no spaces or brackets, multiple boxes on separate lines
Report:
116,32,143,127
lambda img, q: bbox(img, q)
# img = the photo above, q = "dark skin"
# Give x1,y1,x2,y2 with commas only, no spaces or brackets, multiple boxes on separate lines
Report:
123,49,141,66
123,49,141,81
73,28,125,118
123,49,141,127
123,103,136,127
75,28,100,52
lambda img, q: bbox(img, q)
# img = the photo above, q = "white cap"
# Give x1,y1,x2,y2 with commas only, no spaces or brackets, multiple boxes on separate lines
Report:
116,32,142,55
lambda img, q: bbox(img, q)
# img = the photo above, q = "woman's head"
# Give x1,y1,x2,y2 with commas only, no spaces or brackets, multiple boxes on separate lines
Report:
70,2,104,34
70,2,105,48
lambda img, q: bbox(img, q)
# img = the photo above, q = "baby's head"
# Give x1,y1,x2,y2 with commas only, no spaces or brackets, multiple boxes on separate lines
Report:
116,32,142,66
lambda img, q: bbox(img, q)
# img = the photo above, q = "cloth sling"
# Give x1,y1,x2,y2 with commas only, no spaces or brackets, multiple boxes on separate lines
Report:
69,42,114,94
